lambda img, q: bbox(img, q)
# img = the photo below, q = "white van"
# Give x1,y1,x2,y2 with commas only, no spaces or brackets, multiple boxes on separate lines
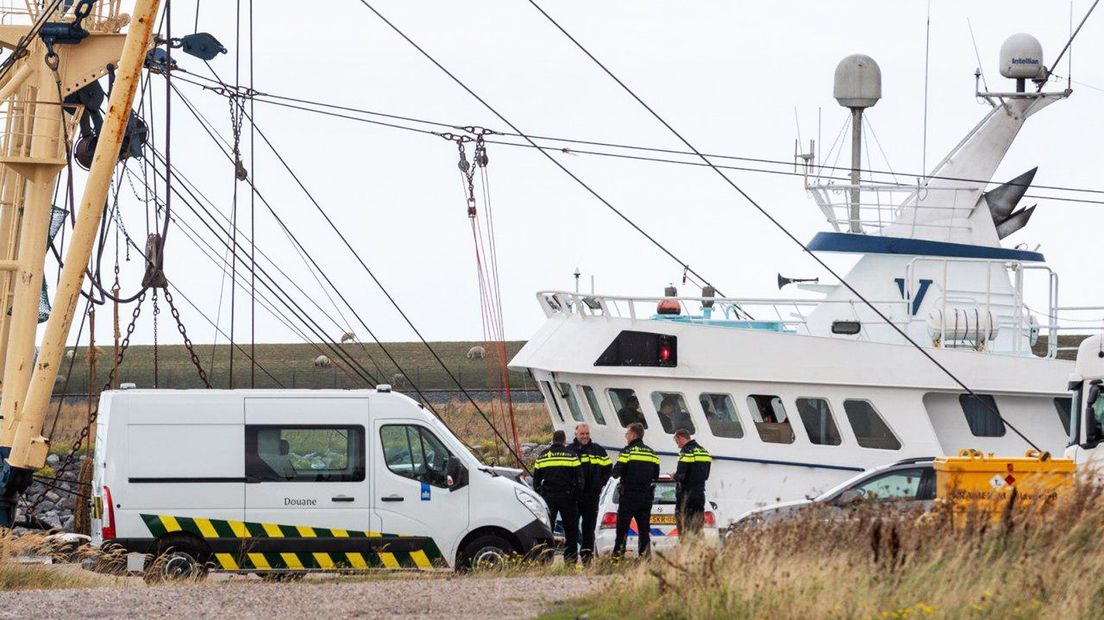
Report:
90,388,553,576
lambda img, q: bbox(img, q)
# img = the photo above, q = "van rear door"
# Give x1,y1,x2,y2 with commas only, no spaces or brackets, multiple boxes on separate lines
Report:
244,398,377,532
373,420,469,561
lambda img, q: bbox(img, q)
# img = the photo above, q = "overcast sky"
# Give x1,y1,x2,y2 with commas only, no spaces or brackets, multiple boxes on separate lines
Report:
47,0,1104,349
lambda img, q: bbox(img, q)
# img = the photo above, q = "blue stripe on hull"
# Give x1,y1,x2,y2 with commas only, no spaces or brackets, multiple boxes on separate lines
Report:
807,231,1045,262
599,444,864,472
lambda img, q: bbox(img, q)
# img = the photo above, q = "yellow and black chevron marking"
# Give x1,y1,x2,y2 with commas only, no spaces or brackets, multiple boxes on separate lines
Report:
141,514,445,571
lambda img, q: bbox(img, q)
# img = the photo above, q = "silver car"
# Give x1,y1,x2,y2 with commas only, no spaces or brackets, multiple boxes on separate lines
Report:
733,458,936,526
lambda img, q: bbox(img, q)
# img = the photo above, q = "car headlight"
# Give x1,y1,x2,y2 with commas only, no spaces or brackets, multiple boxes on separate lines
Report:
515,488,550,529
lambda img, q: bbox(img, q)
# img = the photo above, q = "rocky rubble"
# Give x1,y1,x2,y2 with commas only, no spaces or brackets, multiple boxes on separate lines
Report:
14,453,88,533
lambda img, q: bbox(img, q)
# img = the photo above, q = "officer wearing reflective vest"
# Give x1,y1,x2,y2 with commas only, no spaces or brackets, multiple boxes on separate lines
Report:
672,428,712,536
611,422,661,558
532,430,584,563
570,423,611,564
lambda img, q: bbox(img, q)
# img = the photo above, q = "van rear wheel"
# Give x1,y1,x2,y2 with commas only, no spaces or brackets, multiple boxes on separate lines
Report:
144,536,209,583
458,534,515,571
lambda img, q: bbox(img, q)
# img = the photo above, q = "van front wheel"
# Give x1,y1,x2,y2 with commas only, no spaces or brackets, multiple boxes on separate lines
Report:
144,537,209,583
458,534,514,571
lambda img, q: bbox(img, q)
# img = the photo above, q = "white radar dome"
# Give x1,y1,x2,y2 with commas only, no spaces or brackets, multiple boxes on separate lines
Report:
833,54,881,109
999,33,1046,79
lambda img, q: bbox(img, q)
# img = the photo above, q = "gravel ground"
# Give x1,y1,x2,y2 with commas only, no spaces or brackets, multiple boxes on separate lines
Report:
0,574,606,619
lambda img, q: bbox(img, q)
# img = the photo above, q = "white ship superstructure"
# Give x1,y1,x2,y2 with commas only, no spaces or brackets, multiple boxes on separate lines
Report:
510,34,1099,521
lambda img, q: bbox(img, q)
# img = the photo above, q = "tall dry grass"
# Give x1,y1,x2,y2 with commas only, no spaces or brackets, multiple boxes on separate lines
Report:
542,479,1104,619
0,531,126,590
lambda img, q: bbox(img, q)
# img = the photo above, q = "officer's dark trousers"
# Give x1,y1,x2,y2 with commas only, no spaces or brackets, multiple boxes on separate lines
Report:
613,494,652,558
545,494,579,563
576,492,601,563
676,489,706,536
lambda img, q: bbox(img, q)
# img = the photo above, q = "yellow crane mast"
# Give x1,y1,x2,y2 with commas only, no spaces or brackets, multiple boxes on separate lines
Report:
0,0,159,527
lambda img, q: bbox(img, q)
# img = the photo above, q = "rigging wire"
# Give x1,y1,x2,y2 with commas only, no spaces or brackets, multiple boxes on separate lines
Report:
522,0,1044,451
135,153,381,386
169,71,1104,202
165,77,527,467
166,83,389,379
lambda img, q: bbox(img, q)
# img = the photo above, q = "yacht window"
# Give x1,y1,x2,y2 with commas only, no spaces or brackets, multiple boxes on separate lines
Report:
959,394,1005,437
746,395,794,444
795,398,842,446
1053,397,1072,437
843,400,902,450
539,381,564,422
580,385,607,426
609,388,647,429
700,393,743,439
651,392,695,434
558,382,585,422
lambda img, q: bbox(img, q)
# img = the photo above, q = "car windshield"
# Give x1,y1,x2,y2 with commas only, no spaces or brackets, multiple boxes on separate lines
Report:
814,463,931,502
613,481,678,505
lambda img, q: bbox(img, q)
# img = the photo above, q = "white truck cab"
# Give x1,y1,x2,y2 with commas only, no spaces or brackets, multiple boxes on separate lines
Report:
1064,335,1104,466
90,388,552,576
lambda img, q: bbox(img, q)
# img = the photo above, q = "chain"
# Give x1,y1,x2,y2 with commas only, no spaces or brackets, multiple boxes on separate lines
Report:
228,96,247,181
152,288,159,387
458,141,477,217
164,289,212,388
23,295,145,524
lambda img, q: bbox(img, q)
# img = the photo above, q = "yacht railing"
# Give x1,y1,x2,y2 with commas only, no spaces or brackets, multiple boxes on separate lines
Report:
536,291,910,341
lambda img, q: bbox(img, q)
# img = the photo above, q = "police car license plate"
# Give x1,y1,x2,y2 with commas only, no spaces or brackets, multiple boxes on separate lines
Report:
651,514,676,525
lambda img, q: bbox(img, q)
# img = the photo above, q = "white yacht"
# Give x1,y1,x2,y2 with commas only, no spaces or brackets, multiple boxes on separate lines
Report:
509,34,1099,521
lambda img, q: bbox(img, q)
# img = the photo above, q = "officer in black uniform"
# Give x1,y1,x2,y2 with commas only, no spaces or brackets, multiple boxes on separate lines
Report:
611,422,660,559
532,430,584,563
672,428,712,536
570,423,611,564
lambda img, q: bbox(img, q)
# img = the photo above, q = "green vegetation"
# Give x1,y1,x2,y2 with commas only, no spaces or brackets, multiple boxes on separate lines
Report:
53,340,531,392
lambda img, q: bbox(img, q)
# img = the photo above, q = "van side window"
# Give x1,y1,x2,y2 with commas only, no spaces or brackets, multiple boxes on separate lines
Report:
245,425,365,483
380,425,454,488
746,395,794,444
959,394,1005,437
700,393,743,439
795,398,842,446
580,385,607,426
558,382,586,422
609,388,646,428
843,400,902,450
540,381,565,422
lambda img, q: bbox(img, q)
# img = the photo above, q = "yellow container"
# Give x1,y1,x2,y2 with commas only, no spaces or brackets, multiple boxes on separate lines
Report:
934,449,1076,517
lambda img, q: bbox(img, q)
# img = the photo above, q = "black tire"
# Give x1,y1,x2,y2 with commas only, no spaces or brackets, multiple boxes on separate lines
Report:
457,534,515,571
143,536,209,584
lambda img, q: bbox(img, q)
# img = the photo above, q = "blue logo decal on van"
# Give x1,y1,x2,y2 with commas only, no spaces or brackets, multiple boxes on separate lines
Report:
420,482,431,501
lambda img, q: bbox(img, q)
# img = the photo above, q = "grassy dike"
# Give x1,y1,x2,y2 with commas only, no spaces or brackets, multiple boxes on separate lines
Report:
539,481,1104,619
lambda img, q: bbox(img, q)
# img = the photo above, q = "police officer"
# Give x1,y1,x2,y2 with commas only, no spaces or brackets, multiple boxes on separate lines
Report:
672,428,711,536
532,430,583,563
570,423,611,564
611,422,660,559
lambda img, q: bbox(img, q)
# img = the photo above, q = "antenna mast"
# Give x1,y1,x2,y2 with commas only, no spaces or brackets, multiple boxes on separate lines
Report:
833,55,882,233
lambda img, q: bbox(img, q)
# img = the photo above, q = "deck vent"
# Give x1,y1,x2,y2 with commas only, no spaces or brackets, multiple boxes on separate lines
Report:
831,320,862,335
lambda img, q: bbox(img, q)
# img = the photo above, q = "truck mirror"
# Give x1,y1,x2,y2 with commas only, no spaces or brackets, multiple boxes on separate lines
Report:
447,455,468,491
1089,384,1101,407
836,489,863,506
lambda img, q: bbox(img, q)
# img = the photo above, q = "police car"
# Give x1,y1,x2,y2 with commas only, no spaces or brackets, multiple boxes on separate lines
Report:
593,475,720,554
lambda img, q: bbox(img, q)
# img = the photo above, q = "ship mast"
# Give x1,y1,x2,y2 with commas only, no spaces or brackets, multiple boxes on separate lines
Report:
0,0,161,527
